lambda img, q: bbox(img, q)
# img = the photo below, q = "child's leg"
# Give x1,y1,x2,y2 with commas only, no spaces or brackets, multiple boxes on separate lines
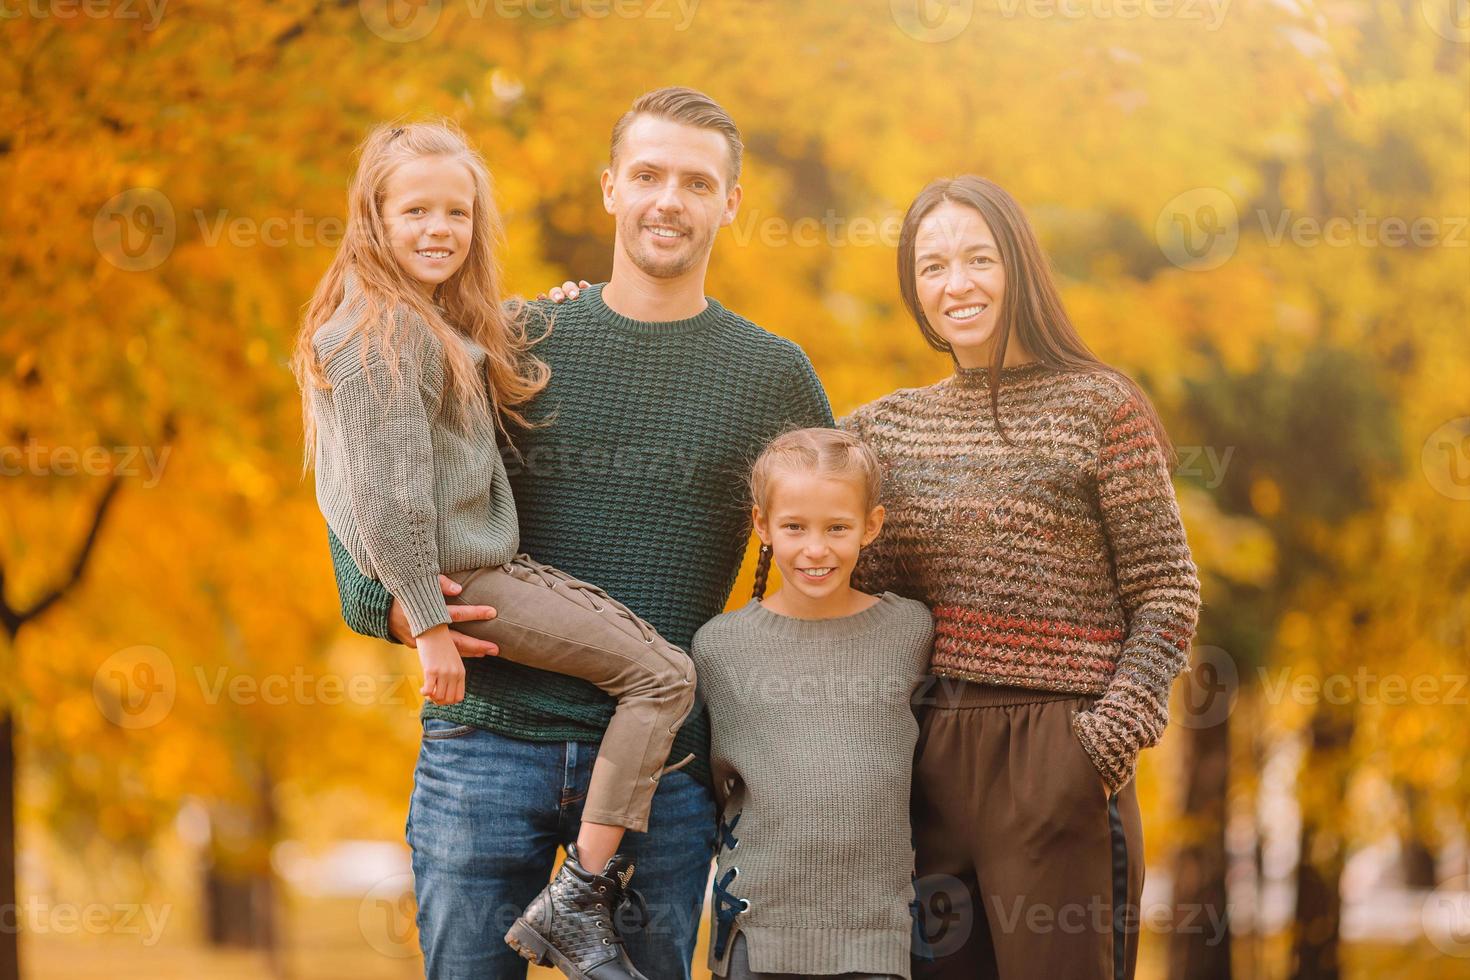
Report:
446,556,697,835
575,821,624,875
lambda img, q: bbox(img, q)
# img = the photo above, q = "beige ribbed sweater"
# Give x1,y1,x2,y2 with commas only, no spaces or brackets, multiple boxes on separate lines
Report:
691,592,934,979
309,277,519,636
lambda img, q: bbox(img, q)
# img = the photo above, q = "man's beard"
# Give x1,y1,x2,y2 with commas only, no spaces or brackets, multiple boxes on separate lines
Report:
622,213,715,279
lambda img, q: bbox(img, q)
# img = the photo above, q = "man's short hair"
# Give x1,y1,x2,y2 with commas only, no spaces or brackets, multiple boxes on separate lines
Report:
609,86,743,186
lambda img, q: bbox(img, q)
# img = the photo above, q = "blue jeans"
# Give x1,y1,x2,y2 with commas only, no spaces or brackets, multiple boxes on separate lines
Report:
406,718,718,980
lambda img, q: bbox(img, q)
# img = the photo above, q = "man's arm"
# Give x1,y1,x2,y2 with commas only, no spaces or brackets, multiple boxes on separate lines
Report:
785,347,835,430
327,527,501,655
328,527,395,641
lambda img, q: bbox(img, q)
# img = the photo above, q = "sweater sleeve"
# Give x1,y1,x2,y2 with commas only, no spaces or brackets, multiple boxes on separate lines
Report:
784,347,835,430
328,526,395,642
1071,392,1202,792
321,318,449,637
838,406,904,598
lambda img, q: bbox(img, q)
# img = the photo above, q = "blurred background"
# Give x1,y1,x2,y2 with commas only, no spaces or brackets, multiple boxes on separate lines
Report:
2,0,1468,977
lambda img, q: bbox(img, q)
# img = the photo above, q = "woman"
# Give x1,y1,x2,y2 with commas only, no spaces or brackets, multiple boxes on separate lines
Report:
839,176,1201,980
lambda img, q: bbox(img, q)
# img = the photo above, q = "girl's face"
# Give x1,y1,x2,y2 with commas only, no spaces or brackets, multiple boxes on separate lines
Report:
381,155,474,295
913,201,1008,368
754,472,884,603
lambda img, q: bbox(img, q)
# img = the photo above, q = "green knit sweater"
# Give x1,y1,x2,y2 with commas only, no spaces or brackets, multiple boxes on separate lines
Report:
328,284,834,787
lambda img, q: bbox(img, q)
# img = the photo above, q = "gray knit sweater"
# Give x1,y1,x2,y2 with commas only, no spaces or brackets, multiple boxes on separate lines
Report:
691,592,934,979
310,276,519,637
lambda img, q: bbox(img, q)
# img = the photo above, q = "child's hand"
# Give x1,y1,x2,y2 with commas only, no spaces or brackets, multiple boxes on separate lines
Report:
536,280,590,303
416,625,466,705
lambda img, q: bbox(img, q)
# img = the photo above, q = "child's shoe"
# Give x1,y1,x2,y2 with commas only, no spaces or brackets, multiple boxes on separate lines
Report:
504,843,650,980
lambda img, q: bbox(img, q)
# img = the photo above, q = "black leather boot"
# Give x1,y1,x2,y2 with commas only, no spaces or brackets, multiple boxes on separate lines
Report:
505,844,651,980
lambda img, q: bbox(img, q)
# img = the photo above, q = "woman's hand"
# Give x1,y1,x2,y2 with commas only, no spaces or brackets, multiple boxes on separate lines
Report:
536,279,590,303
415,624,466,705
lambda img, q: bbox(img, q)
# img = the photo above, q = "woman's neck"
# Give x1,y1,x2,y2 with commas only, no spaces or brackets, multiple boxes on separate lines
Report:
952,339,1036,370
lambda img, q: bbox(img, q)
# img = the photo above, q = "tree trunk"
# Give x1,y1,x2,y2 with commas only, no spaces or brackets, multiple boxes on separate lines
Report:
1289,820,1344,980
1400,785,1438,889
200,766,283,976
1167,677,1233,980
0,474,124,979
1289,708,1354,980
0,712,18,980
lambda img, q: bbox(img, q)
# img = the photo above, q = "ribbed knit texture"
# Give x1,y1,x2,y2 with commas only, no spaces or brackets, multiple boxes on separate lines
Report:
839,363,1201,791
329,283,834,787
310,275,520,637
692,593,934,979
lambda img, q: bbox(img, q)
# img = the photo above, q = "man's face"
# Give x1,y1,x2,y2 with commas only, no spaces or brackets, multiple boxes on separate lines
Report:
602,115,741,279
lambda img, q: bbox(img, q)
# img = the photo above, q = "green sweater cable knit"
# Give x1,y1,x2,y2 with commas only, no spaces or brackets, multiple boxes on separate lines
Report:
327,284,834,786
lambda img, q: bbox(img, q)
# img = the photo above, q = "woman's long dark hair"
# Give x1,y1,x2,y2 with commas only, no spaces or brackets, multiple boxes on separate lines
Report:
897,175,1173,461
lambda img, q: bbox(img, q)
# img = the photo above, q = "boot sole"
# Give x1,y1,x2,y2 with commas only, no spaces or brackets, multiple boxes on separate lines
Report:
505,918,598,980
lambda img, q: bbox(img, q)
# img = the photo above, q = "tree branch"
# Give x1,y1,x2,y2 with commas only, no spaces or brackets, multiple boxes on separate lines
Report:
0,475,123,642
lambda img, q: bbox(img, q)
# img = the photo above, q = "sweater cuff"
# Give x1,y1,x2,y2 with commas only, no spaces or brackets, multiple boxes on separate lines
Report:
1071,707,1138,794
395,573,451,638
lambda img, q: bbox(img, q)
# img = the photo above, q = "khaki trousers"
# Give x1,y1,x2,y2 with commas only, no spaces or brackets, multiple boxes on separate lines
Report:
446,554,696,832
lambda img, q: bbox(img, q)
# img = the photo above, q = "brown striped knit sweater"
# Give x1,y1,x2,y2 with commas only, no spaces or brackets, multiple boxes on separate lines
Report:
839,362,1201,791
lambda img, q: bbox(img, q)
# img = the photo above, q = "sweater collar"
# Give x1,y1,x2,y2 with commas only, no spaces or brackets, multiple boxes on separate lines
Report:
587,283,726,336
736,592,903,641
949,360,1051,390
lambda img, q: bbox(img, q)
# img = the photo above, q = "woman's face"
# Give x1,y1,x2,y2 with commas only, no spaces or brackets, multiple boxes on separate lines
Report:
381,155,474,295
913,201,1007,368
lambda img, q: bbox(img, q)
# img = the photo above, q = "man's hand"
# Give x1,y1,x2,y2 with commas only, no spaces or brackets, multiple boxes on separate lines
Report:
388,575,499,658
536,279,590,303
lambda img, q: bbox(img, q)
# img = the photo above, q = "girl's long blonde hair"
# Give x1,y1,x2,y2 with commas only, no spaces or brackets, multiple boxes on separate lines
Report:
748,428,883,599
292,119,549,463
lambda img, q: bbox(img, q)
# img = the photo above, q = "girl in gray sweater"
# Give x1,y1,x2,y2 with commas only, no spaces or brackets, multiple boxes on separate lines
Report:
292,120,694,980
692,428,935,980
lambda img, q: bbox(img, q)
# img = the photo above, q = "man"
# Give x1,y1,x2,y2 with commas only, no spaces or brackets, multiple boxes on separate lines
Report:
328,87,833,979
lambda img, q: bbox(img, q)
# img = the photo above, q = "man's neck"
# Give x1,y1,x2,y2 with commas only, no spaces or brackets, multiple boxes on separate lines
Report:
601,253,710,323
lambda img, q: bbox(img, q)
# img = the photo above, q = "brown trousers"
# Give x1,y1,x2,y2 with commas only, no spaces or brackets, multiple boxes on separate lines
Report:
446,554,696,833
910,681,1144,980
